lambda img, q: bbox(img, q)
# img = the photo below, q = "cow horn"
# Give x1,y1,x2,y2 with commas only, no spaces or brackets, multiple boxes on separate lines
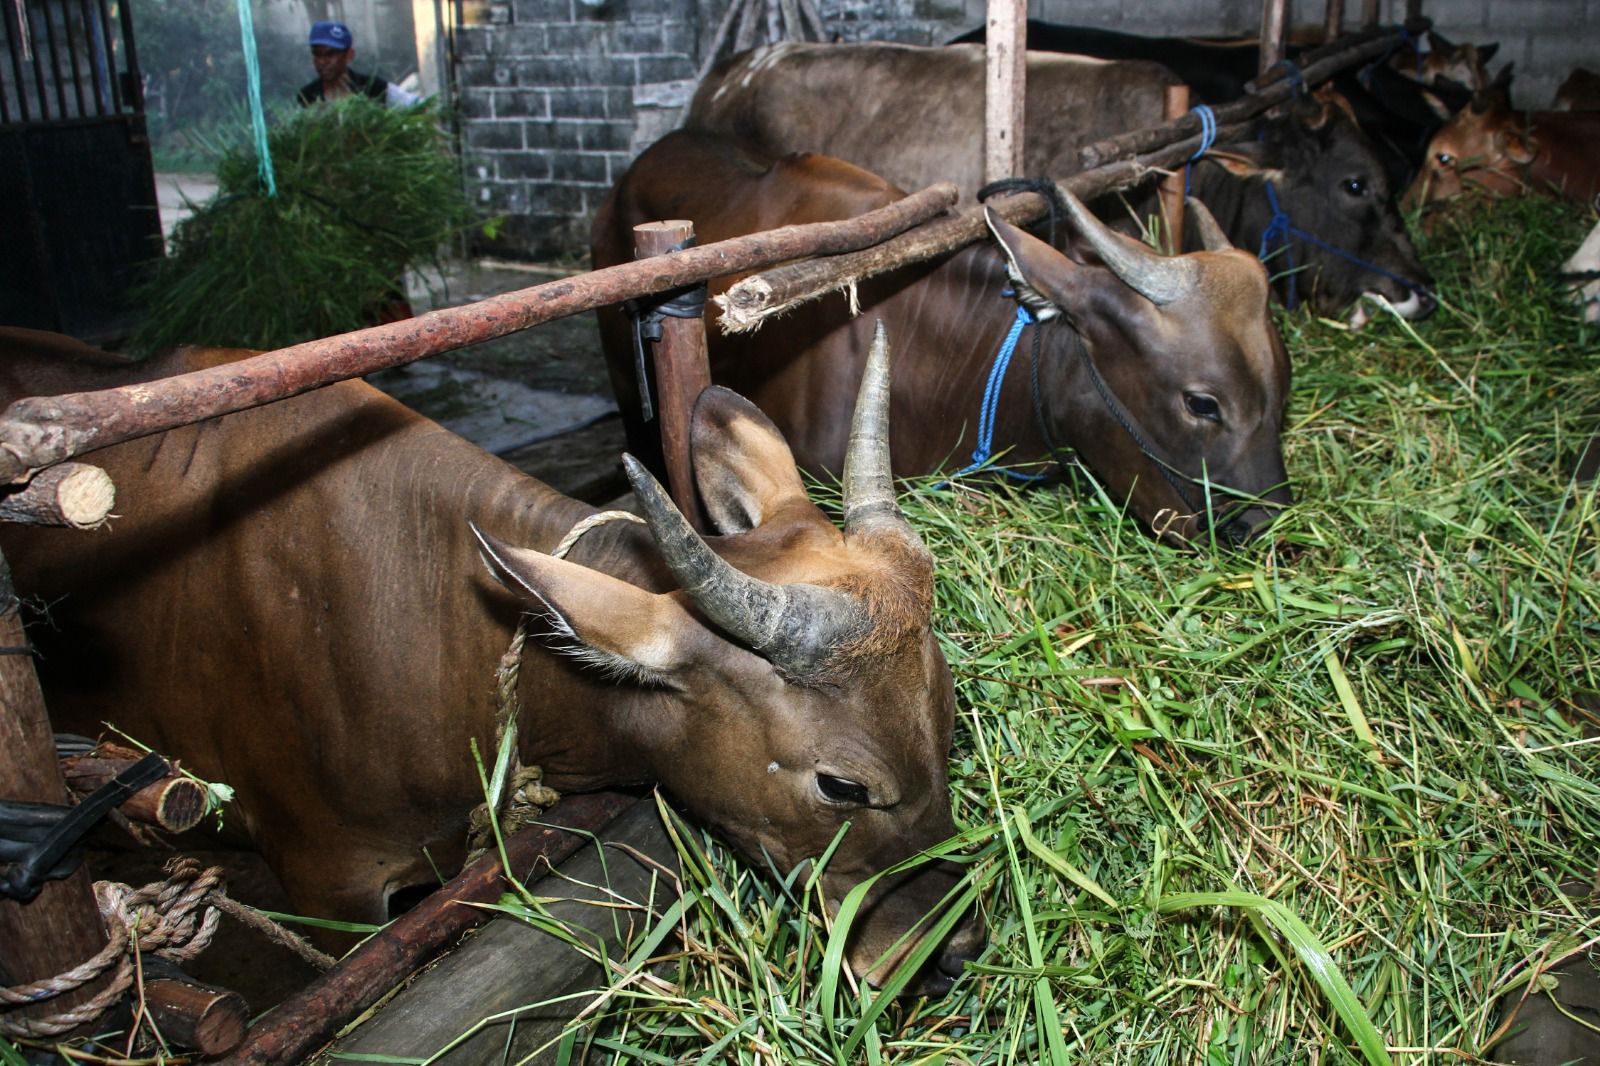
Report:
1186,197,1233,252
842,321,921,551
1057,185,1200,305
624,454,866,676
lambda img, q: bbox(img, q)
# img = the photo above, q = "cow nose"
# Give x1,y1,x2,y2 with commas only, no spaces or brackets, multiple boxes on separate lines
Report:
1413,287,1438,319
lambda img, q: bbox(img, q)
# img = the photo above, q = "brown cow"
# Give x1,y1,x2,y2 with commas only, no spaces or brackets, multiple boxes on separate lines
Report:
0,331,981,992
1551,68,1600,112
593,130,1292,545
1405,100,1600,213
688,41,1435,323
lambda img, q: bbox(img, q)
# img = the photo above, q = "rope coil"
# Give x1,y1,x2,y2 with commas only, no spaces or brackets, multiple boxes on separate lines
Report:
467,510,647,859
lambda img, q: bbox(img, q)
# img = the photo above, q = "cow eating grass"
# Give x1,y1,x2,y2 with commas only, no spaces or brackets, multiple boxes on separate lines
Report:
0,325,982,995
594,130,1292,545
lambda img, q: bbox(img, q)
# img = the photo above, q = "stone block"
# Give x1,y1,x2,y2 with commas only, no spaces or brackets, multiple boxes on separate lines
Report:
466,121,524,151
1491,0,1572,30
511,0,573,22
611,22,666,54
549,87,609,118
579,120,632,151
491,89,550,118
546,23,608,52
637,54,694,82
551,152,611,183
518,56,582,88
455,58,502,90
454,27,491,59
527,183,586,216
458,90,494,120
498,151,553,180
497,24,547,55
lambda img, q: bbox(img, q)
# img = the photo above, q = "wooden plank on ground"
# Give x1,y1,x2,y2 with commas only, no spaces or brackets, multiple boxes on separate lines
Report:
317,798,679,1065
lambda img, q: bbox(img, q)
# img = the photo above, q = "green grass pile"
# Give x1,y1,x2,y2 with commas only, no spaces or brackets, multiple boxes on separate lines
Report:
486,196,1598,1065
131,97,473,354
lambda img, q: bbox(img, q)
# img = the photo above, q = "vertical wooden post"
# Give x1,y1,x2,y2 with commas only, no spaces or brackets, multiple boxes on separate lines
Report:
1259,0,1289,77
632,221,710,531
1361,0,1380,29
1157,83,1190,255
983,0,1026,186
1404,0,1422,22
1324,0,1344,41
0,552,116,1035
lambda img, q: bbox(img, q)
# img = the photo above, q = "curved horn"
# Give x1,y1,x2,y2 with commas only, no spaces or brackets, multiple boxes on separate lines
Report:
623,454,866,676
1057,185,1200,305
842,321,922,551
1186,196,1233,252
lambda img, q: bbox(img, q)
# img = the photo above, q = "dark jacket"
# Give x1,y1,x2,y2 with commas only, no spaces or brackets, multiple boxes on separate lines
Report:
297,70,389,106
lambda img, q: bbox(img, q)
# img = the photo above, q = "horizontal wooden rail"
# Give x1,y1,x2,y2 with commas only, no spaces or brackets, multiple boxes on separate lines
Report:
0,183,958,486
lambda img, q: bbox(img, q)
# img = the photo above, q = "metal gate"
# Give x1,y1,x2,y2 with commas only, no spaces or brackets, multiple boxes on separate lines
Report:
1,0,160,340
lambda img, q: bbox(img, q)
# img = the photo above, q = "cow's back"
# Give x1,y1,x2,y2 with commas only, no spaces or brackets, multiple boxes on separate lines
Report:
0,342,601,922
687,42,1177,200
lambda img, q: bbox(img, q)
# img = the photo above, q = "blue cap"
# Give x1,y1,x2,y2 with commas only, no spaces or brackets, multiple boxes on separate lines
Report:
309,20,352,49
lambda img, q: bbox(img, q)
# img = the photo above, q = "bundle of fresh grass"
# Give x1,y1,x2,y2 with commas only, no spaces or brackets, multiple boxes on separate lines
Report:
131,97,473,354
479,197,1597,1064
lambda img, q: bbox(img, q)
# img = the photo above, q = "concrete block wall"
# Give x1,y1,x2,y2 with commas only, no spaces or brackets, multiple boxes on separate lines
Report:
456,0,1594,259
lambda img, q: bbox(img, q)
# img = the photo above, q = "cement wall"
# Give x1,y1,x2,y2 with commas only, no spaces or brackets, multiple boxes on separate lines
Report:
453,0,1597,259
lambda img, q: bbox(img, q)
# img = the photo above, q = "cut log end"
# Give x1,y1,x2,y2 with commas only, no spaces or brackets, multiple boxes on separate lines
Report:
0,462,116,528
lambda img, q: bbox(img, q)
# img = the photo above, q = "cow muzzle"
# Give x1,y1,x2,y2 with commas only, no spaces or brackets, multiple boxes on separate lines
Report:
839,857,986,998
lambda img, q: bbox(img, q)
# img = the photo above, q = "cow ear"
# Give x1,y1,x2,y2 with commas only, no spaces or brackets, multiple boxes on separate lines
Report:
1477,42,1499,64
689,385,810,535
1427,30,1457,52
984,210,1072,321
1204,143,1285,184
471,523,699,677
1500,128,1536,165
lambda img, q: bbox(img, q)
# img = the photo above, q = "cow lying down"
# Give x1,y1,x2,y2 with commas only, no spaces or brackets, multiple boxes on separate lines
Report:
0,329,982,993
594,130,1292,545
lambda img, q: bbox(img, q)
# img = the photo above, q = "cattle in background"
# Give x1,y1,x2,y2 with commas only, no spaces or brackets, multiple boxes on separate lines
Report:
1387,31,1500,101
1404,101,1600,214
593,130,1291,545
1552,68,1600,112
946,21,1484,192
0,333,981,992
687,41,1435,324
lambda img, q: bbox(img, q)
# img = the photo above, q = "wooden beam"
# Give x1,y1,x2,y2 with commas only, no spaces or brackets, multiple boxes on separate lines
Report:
1157,83,1191,255
0,181,958,486
0,555,115,1039
1259,0,1289,77
633,221,710,531
0,463,113,528
983,0,1026,186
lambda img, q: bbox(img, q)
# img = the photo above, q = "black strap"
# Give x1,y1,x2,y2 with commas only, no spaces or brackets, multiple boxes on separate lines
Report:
978,177,1068,248
625,235,706,424
0,753,169,901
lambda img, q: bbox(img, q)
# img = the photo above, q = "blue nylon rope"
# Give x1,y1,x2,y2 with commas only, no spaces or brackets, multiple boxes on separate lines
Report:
946,302,1049,483
1256,179,1429,312
236,0,277,196
1184,104,1218,197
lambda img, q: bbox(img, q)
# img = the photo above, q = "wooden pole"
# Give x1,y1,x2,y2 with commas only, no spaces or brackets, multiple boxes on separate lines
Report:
141,956,249,1057
0,463,114,528
1259,0,1289,77
59,743,209,833
1324,0,1344,41
1405,0,1422,21
983,0,1026,186
633,221,710,531
1157,83,1191,255
218,791,637,1066
1361,0,1379,29
0,182,957,487
0,553,115,1037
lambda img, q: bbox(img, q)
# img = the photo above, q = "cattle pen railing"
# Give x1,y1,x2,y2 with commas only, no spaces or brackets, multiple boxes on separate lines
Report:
0,18,1420,1063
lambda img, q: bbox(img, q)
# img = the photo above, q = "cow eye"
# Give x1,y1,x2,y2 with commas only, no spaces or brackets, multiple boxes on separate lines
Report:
816,773,870,806
1436,152,1455,167
1184,392,1222,423
1342,177,1369,197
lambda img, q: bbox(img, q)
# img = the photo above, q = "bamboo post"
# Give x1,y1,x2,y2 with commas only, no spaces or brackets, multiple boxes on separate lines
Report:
1158,83,1191,255
0,181,957,487
983,0,1026,186
1259,0,1289,77
0,553,115,1038
633,221,710,530
1324,0,1344,41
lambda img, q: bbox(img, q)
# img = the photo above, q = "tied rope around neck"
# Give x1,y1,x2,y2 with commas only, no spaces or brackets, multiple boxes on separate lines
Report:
1256,180,1431,311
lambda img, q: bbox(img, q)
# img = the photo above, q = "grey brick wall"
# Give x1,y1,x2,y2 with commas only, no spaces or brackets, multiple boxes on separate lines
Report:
457,0,1595,259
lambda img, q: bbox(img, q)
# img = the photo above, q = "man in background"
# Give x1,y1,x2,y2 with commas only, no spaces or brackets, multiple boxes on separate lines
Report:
297,20,420,107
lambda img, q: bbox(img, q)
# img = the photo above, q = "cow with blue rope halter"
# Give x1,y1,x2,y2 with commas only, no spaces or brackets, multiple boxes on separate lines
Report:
594,130,1292,545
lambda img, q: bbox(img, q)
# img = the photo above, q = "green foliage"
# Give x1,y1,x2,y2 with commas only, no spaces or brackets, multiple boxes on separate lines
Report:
492,196,1598,1063
131,97,474,353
